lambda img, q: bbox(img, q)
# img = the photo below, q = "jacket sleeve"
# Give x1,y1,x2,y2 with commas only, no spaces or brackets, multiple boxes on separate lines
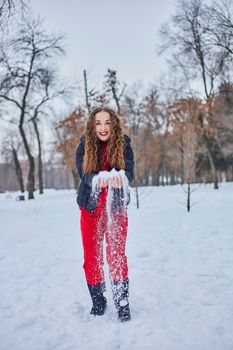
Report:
124,135,134,183
76,138,98,187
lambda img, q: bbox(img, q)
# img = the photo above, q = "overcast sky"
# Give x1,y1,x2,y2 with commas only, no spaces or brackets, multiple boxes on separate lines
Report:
30,0,176,87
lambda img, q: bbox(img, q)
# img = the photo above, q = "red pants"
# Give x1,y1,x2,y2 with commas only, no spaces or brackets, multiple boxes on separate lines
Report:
79,189,128,285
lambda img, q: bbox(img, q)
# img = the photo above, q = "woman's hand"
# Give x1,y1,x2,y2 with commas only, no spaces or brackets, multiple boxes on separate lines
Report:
92,170,125,189
111,174,123,188
97,176,109,188
92,171,109,189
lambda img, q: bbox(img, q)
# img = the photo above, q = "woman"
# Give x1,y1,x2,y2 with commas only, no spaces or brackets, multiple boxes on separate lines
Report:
76,107,134,322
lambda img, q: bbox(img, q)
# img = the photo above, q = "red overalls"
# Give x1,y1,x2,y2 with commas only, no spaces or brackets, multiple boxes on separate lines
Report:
79,142,128,286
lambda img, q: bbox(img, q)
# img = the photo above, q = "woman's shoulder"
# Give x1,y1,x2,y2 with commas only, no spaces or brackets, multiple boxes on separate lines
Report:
76,135,85,153
123,134,131,144
78,135,86,145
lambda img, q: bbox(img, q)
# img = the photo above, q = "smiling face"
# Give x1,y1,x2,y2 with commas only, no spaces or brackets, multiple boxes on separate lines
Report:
95,110,111,141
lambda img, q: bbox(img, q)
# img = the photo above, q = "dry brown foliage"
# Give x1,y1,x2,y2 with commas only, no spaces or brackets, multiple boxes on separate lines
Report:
56,107,86,170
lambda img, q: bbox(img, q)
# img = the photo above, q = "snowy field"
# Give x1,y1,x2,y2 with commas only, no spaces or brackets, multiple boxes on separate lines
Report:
1,183,233,350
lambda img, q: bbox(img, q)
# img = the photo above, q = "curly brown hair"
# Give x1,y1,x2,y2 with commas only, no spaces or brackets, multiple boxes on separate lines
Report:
82,107,125,173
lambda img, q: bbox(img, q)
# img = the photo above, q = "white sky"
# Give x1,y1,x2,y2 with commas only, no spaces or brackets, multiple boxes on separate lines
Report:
29,0,176,87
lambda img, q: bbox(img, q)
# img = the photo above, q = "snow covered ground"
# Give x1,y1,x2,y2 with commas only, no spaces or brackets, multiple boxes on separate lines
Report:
1,183,233,350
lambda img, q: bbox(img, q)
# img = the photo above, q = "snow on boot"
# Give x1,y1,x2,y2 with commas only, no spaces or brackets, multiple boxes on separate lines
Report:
111,278,131,322
88,282,107,316
117,301,131,322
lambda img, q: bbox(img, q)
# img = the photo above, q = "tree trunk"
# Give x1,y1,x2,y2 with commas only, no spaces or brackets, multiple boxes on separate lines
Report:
32,119,43,194
84,69,91,113
27,161,35,199
19,124,35,199
155,172,160,186
38,152,43,194
111,84,121,114
18,56,35,199
203,135,218,189
187,183,191,212
161,168,165,186
170,171,175,185
12,147,25,193
165,170,169,186
135,185,139,209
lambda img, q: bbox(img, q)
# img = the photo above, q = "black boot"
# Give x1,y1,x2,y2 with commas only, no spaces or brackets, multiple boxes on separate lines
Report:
111,278,131,322
87,282,107,316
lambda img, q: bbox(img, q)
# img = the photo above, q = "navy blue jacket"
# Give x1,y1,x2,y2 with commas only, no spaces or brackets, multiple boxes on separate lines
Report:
76,135,134,213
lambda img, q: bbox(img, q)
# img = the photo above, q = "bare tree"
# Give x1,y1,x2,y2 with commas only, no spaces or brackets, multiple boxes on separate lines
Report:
104,68,126,114
83,69,91,113
205,0,233,57
82,69,109,112
0,17,65,199
159,0,229,189
0,0,27,25
169,98,200,210
28,69,72,195
182,123,198,211
123,83,147,208
1,131,25,193
142,86,169,186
